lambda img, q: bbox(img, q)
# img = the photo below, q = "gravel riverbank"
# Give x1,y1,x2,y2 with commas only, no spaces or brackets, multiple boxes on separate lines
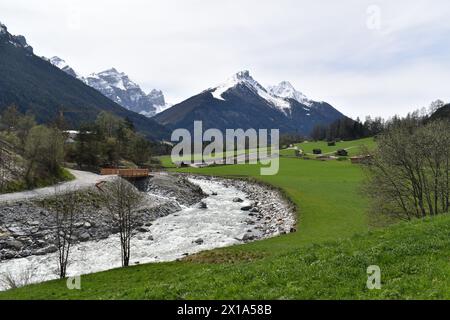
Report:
0,174,205,261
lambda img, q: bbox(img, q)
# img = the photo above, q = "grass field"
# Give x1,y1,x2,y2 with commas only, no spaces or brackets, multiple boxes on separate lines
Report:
159,137,376,163
297,137,376,156
1,138,448,299
279,137,376,157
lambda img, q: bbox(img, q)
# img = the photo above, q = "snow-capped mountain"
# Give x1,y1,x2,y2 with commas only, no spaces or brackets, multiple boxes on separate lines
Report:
48,56,79,78
154,70,344,135
84,68,165,116
211,70,291,113
268,81,312,107
0,22,169,140
48,56,169,117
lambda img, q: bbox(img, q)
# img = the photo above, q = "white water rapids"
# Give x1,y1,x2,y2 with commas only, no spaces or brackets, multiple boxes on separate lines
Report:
0,178,255,291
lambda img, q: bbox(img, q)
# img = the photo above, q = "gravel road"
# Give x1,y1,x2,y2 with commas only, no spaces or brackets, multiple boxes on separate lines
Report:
0,169,114,203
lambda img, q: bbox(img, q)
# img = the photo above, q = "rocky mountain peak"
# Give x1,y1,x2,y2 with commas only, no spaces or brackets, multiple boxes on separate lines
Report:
0,21,8,34
48,56,79,78
46,54,169,117
211,70,291,111
233,70,252,81
268,81,311,106
0,22,33,53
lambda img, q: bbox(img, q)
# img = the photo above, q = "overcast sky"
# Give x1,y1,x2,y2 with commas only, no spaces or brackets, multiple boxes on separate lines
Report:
1,0,450,119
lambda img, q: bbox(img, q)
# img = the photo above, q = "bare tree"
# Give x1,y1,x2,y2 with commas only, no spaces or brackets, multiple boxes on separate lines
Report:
45,188,80,278
98,178,142,267
0,264,37,290
364,120,450,220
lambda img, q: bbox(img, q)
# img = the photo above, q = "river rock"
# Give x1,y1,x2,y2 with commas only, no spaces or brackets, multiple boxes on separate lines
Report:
7,227,26,236
79,232,91,242
242,234,255,242
5,239,23,250
193,238,204,245
35,244,57,255
137,227,149,233
197,201,208,209
233,197,244,203
240,206,252,211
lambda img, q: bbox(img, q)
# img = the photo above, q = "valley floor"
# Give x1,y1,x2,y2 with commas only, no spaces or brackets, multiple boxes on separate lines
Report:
1,139,448,299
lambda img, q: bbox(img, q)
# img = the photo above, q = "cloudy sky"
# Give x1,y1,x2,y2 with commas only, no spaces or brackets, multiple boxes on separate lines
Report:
1,0,450,119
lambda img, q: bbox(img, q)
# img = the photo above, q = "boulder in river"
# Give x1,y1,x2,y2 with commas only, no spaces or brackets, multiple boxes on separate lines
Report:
240,206,252,211
197,201,208,209
193,238,204,245
5,239,23,250
35,244,57,255
79,232,91,242
242,234,256,242
233,197,244,203
137,227,149,233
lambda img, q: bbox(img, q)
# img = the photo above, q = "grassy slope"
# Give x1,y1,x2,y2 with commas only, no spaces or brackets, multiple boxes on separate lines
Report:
159,137,375,164
297,137,376,156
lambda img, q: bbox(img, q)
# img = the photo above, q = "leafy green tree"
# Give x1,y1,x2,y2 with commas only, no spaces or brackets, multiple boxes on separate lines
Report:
95,111,122,138
0,105,20,133
16,113,36,145
24,126,64,186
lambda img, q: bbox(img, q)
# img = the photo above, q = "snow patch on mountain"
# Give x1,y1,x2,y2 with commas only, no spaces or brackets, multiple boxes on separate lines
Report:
268,81,312,107
49,56,79,78
47,57,170,117
140,103,172,118
211,71,291,112
154,103,173,114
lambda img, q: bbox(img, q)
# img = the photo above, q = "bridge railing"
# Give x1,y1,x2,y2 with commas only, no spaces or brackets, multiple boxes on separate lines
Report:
100,168,149,177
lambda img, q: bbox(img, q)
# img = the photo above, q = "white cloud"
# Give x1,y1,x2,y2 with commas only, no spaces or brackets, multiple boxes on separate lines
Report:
1,0,450,118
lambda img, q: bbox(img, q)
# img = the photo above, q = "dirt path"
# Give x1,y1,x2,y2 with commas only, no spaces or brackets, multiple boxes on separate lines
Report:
0,169,115,203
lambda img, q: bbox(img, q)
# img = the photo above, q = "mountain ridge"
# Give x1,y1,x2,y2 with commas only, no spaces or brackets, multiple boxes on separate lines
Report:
155,70,345,135
0,23,169,140
48,56,170,117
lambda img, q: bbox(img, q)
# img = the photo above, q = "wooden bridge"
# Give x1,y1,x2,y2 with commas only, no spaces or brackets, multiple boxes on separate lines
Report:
100,168,150,178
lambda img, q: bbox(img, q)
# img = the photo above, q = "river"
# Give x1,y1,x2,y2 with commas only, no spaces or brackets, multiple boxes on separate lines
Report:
0,178,255,290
